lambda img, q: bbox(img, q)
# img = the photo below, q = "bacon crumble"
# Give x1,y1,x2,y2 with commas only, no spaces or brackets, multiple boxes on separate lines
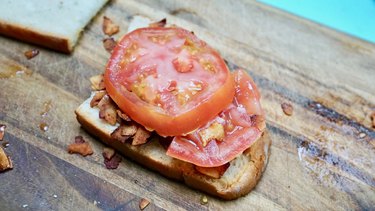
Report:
103,153,122,169
67,136,93,157
24,49,39,60
281,102,293,116
103,37,117,53
0,147,13,172
139,198,150,210
102,16,120,36
90,74,105,91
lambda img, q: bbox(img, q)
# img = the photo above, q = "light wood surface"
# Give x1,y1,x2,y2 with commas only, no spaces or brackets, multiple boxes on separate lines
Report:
0,0,374,210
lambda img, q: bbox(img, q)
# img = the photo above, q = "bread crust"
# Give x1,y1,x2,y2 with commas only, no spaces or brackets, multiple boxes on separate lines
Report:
75,97,271,200
0,20,72,53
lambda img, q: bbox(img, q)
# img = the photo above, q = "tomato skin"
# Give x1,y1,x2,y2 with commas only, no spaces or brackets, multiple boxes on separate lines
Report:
166,69,264,167
104,27,235,136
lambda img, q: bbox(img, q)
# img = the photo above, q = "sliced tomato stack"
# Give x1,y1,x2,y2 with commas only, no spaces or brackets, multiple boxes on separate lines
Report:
105,27,235,137
104,27,264,168
167,70,264,167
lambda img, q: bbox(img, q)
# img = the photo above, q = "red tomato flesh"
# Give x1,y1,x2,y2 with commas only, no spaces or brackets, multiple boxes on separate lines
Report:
104,27,234,136
166,70,264,167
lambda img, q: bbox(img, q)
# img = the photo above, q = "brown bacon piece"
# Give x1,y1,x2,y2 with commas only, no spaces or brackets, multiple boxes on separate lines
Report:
67,136,93,157
0,147,12,172
103,37,117,53
103,153,122,169
90,91,106,108
111,124,137,143
98,95,117,125
24,49,39,60
281,102,293,116
131,127,151,146
102,16,120,36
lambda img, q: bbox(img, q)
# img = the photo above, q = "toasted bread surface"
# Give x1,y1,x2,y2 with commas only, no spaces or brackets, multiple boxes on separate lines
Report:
0,0,108,53
75,94,271,200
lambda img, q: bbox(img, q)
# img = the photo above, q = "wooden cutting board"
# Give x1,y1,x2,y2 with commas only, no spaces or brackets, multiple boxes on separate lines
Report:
0,0,374,210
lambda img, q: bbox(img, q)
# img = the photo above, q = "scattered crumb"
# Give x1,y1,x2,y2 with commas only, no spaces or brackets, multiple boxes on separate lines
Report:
24,49,39,59
281,102,293,116
139,198,150,210
67,136,93,157
22,204,28,208
53,194,57,198
103,37,117,53
0,147,13,172
103,16,119,36
200,195,208,205
358,132,367,139
0,124,6,141
103,153,122,169
39,122,49,132
371,112,375,128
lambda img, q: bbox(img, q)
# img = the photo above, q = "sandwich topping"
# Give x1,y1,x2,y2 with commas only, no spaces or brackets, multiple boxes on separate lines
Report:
104,27,235,136
167,70,265,167
90,24,265,172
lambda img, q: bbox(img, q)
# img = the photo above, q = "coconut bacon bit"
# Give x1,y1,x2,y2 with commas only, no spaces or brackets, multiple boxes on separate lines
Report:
0,147,12,172
102,16,119,36
103,37,117,53
90,91,107,108
24,49,39,60
102,147,115,160
131,127,151,146
67,136,93,157
281,102,293,116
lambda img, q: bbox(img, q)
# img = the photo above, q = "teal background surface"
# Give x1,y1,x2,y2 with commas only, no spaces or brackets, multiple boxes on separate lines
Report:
258,0,375,44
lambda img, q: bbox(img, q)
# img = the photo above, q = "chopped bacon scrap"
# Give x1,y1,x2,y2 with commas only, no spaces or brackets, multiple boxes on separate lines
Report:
102,16,120,36
132,127,151,145
24,49,39,60
195,163,230,179
116,109,131,122
103,153,122,169
198,122,225,147
90,74,105,91
102,147,115,160
98,95,117,125
149,18,167,28
111,124,137,143
0,147,12,172
139,198,150,210
90,91,107,108
281,102,293,116
67,136,93,157
103,38,117,53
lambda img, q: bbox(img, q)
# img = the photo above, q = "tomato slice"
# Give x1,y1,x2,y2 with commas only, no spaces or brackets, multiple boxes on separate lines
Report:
166,70,264,167
104,27,234,136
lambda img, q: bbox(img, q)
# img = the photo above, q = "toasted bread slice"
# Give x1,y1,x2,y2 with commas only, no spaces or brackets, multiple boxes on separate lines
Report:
0,0,108,53
75,93,271,200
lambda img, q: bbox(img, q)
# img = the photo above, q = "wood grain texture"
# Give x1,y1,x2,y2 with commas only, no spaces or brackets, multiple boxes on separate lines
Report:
0,0,374,210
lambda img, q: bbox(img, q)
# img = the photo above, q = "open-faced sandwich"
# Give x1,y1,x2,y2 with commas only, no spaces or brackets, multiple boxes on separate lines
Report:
75,17,271,200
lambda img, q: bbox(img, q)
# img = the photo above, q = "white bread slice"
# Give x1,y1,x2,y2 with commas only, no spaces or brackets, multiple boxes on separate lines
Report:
0,0,108,53
75,93,271,200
